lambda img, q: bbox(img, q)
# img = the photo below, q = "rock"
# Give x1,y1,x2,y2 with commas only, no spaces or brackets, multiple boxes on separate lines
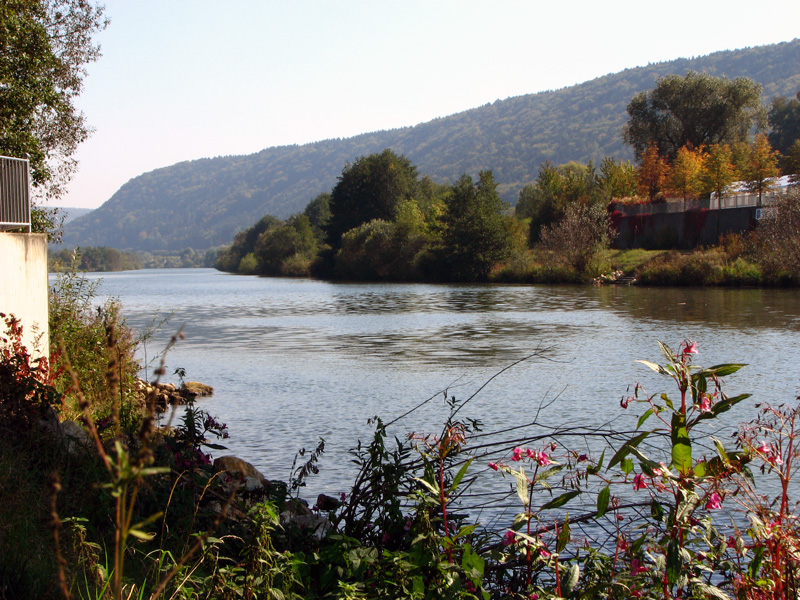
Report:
59,420,92,454
213,456,268,486
181,381,214,398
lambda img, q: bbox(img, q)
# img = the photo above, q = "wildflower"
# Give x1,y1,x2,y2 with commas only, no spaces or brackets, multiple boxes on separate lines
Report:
404,517,412,531
769,453,784,466
512,447,524,462
631,558,648,575
681,340,698,356
340,492,347,502
620,396,631,409
526,448,536,459
535,451,551,467
726,535,737,549
633,473,648,490
616,514,625,521
465,581,476,593
577,454,588,462
538,547,551,558
488,461,499,471
705,492,722,510
699,394,712,413
503,530,516,546
529,593,539,600
757,440,772,454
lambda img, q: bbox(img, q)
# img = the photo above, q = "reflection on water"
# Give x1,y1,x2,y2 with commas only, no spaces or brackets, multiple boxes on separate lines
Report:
69,269,800,499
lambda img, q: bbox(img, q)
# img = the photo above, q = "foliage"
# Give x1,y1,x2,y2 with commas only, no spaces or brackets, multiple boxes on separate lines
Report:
668,145,705,200
767,90,800,155
637,143,671,201
747,187,800,282
623,72,765,162
326,149,420,248
743,134,780,204
48,265,140,423
436,171,513,281
0,0,107,204
61,40,800,253
0,313,61,427
49,246,145,272
700,143,739,199
537,202,612,278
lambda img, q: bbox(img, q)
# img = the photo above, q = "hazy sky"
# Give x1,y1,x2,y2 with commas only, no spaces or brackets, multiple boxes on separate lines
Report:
56,0,800,209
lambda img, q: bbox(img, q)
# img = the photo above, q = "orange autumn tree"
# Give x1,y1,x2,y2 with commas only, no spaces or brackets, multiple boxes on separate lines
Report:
637,143,670,201
668,145,705,200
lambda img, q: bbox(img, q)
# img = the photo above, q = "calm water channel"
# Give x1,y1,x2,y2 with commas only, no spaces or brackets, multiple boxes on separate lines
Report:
67,268,800,506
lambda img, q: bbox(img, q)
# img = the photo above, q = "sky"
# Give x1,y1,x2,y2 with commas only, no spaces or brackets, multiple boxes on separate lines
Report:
55,0,800,209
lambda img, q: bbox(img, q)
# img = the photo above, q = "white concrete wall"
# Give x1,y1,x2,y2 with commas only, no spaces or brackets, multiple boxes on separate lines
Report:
0,233,49,358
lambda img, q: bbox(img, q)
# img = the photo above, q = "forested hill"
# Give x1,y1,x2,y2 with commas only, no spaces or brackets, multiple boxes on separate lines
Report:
62,39,800,252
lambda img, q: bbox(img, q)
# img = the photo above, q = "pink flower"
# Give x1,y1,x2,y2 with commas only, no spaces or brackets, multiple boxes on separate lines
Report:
526,448,536,459
538,547,551,558
535,451,552,466
769,454,784,466
529,594,539,600
577,454,588,462
705,492,722,510
681,340,698,356
631,558,648,575
699,394,712,413
757,441,772,454
488,462,499,471
633,473,648,491
503,530,516,546
620,396,631,409
511,447,524,462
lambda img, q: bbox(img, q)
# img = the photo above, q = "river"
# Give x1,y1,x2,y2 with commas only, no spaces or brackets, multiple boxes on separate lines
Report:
63,268,800,512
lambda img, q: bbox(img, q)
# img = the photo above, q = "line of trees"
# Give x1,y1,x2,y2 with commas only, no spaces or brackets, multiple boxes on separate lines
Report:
216,73,800,284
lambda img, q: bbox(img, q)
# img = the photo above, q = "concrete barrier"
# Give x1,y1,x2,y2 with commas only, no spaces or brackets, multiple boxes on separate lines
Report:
0,233,49,358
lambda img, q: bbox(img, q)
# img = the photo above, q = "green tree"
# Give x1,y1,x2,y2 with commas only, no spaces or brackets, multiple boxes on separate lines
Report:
438,171,512,281
784,139,800,184
597,157,638,202
623,72,765,162
767,91,800,155
326,149,419,247
255,214,317,276
744,134,780,205
700,144,738,200
304,192,331,240
0,0,106,199
537,202,612,277
515,162,567,244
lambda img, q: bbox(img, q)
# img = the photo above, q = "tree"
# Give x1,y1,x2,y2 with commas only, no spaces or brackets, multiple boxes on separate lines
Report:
637,144,670,201
623,72,765,162
537,202,612,277
749,187,800,281
700,144,738,200
438,171,512,281
597,157,638,202
0,0,107,199
743,134,780,205
784,139,800,184
326,149,419,247
668,146,705,200
767,91,800,155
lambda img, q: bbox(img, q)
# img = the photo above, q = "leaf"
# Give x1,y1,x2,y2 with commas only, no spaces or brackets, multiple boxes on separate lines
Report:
651,499,665,522
671,412,692,477
749,545,765,579
636,408,654,430
596,486,610,519
562,564,580,595
514,466,529,507
636,359,667,374
203,442,228,450
540,490,580,511
414,477,439,497
557,515,571,553
607,430,652,471
697,363,747,378
666,538,681,586
448,458,473,495
692,582,733,600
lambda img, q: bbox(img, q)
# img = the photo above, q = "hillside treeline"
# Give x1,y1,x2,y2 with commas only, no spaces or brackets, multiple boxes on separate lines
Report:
215,77,800,284
61,39,800,253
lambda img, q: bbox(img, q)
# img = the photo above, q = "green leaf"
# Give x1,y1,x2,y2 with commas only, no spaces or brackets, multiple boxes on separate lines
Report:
651,499,665,522
596,486,610,519
414,477,439,496
666,538,681,586
514,466,529,507
697,363,747,378
636,408,654,430
637,359,667,374
540,490,580,511
671,412,692,477
448,458,473,495
557,514,570,552
749,545,765,579
607,430,652,471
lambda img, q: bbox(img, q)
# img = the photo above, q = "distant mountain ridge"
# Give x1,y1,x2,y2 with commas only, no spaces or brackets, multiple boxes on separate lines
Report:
62,39,800,252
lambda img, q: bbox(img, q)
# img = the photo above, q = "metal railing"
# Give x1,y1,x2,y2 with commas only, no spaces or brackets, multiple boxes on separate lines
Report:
612,191,780,217
0,155,31,232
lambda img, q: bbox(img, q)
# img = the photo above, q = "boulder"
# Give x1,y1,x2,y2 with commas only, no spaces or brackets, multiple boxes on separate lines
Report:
181,381,214,398
213,455,268,487
59,420,92,454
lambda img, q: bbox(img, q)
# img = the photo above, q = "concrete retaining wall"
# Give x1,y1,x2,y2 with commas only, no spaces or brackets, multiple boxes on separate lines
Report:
0,233,49,358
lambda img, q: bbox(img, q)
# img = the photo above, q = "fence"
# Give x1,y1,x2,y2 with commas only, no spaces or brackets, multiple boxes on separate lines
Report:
0,155,31,232
612,191,779,217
